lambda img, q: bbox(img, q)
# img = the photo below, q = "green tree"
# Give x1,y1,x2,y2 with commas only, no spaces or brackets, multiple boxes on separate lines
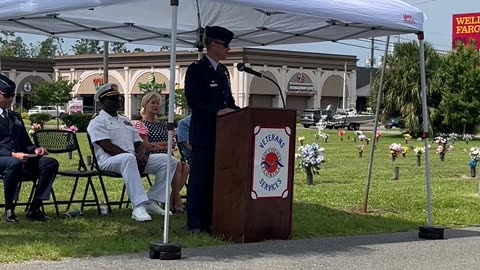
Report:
111,42,129,53
435,43,480,134
369,41,442,136
132,48,146,53
175,88,188,114
0,35,30,57
30,79,76,128
36,37,58,58
72,39,102,55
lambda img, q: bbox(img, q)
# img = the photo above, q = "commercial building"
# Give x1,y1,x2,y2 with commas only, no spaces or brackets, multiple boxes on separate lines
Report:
3,48,359,117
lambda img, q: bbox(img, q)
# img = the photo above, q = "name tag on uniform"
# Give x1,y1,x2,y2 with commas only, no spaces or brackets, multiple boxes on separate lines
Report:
123,120,133,126
210,83,218,87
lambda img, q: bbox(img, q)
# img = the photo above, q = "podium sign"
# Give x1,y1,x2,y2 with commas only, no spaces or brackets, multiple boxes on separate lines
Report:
212,107,296,243
252,127,291,200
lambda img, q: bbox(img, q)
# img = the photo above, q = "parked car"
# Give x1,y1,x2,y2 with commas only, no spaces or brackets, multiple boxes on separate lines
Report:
28,105,65,118
299,109,330,128
384,118,402,129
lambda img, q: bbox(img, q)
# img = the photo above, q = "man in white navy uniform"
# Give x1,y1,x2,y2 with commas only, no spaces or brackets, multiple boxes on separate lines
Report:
87,83,176,221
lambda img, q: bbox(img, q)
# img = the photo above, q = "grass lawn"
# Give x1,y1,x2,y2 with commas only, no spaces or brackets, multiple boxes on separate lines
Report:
1,127,480,263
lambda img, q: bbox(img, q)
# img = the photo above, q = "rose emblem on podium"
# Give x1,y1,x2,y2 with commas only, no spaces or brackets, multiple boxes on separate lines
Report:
261,148,284,178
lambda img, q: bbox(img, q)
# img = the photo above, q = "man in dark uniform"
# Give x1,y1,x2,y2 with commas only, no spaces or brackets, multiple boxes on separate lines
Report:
185,26,240,233
0,75,58,222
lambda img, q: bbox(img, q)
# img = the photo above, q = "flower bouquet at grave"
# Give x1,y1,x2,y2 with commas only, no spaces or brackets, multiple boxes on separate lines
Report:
434,136,447,161
358,134,370,145
338,130,345,141
434,136,447,145
352,130,362,142
469,147,480,177
28,123,42,136
401,146,409,157
297,136,305,146
375,131,382,142
413,146,424,166
463,134,473,144
295,143,325,185
448,133,458,144
315,121,329,142
358,144,365,158
404,133,412,144
389,143,403,161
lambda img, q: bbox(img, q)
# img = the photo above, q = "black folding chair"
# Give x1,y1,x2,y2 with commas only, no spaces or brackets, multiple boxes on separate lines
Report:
33,129,104,215
0,172,59,216
86,133,152,212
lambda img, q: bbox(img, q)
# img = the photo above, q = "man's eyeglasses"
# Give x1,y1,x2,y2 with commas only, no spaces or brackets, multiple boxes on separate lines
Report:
0,92,14,98
214,41,229,48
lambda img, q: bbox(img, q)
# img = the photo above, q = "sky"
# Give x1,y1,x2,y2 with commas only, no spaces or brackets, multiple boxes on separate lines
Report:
16,0,479,67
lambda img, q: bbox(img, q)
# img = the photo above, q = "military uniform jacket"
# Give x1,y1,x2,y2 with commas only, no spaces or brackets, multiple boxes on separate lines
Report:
185,55,239,146
0,111,36,156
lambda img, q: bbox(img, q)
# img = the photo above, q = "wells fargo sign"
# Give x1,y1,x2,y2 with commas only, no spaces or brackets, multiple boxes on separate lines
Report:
452,13,480,49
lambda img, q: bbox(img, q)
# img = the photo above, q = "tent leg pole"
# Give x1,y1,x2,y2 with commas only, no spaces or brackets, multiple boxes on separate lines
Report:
149,0,182,261
418,34,433,226
363,36,390,213
417,33,443,240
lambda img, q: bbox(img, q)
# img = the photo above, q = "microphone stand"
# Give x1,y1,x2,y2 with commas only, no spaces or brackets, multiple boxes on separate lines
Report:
263,75,286,109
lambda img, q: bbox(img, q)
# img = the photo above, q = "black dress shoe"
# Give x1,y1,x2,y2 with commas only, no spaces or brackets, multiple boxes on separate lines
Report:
26,209,49,222
5,209,19,223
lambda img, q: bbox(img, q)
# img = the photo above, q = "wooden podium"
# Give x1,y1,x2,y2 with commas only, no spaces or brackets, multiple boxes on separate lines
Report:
212,107,297,243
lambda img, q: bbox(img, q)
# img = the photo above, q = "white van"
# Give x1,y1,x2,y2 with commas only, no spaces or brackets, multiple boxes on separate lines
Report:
27,105,66,118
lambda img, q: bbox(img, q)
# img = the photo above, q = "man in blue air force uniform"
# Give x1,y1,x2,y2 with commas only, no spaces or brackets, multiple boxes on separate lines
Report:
185,26,240,234
0,74,58,222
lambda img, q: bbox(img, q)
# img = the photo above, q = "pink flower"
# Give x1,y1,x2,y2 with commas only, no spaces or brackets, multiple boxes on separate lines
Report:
31,123,41,131
63,125,78,133
376,131,382,138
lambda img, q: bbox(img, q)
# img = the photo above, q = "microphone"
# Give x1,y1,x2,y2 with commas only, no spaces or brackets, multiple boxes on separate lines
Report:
236,63,286,108
236,63,263,77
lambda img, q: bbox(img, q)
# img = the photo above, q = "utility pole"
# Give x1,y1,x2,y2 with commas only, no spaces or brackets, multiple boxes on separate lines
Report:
370,37,375,86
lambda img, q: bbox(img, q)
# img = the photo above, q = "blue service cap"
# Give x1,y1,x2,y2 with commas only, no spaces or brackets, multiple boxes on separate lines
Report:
206,26,234,46
0,74,15,94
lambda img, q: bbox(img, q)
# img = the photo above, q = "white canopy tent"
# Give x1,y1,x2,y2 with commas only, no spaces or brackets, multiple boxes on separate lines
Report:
0,0,424,47
0,0,433,243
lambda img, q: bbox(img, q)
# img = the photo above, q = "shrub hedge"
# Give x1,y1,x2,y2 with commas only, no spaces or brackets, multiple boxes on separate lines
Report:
29,113,52,128
61,114,95,132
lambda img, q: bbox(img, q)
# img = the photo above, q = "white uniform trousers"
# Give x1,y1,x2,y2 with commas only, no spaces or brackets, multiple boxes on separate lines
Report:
98,153,178,207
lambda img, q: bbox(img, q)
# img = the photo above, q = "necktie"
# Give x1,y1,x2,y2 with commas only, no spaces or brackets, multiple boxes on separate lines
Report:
1,110,7,124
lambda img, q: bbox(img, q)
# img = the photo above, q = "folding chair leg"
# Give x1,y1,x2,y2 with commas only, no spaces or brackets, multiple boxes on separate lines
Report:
25,182,37,212
80,180,90,212
97,175,112,213
87,177,101,215
51,189,60,217
14,182,22,203
147,175,153,187
66,176,80,211
119,184,126,209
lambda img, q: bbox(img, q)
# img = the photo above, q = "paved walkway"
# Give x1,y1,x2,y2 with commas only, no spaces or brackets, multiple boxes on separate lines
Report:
3,227,480,270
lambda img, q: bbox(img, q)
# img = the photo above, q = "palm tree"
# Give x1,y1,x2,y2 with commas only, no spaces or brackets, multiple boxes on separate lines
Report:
369,41,442,136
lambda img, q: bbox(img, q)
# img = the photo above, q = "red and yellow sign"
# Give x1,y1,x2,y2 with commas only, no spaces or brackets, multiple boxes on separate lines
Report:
452,13,480,49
